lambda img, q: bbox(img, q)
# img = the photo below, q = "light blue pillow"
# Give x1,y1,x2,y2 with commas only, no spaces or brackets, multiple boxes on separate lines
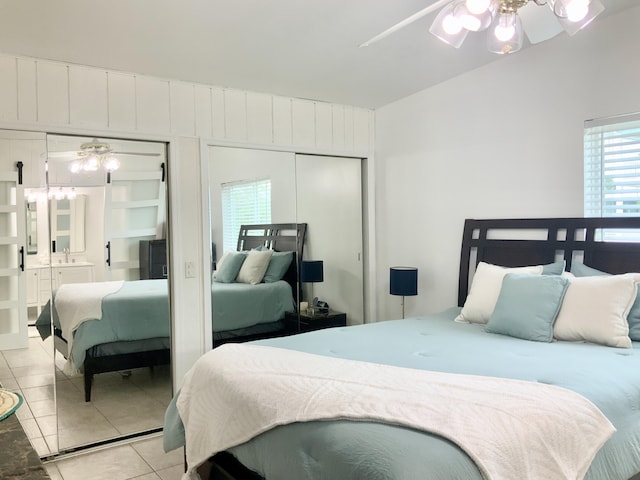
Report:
486,273,569,342
213,251,247,283
571,261,640,341
262,251,294,283
542,260,565,275
571,261,609,277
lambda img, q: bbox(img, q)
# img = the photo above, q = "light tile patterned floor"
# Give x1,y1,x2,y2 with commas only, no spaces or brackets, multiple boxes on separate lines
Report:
43,434,184,480
0,327,172,458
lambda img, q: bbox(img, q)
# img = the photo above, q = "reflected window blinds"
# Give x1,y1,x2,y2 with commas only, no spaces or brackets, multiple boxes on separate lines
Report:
221,179,271,252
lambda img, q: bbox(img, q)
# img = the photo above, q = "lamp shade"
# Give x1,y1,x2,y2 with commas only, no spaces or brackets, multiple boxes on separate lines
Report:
301,260,324,283
390,267,418,296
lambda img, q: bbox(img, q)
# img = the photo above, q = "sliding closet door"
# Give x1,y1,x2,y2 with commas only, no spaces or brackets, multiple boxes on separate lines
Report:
0,152,27,350
104,163,166,280
45,134,170,452
295,155,364,325
0,131,45,350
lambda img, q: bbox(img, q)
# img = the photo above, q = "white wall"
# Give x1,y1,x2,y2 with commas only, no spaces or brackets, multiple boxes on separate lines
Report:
0,50,373,387
374,6,640,321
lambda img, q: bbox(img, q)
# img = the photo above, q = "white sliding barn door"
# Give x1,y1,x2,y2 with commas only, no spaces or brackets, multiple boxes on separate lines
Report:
104,164,166,281
0,131,45,350
295,154,364,325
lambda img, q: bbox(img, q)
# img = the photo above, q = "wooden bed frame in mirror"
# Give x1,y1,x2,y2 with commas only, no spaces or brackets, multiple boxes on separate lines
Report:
211,222,307,347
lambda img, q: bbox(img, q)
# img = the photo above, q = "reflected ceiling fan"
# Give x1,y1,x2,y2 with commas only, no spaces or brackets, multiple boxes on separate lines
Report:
48,138,161,173
360,0,605,54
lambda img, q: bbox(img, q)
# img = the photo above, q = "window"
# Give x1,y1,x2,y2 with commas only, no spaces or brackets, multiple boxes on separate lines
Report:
584,113,640,241
585,113,640,217
221,179,271,251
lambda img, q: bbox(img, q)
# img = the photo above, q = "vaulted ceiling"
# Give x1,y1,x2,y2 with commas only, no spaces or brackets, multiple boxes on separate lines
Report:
0,0,635,108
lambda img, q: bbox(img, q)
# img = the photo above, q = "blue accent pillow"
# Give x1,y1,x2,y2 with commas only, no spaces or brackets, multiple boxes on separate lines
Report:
213,251,247,283
262,251,294,283
486,273,570,342
542,261,565,275
571,262,640,341
571,261,609,277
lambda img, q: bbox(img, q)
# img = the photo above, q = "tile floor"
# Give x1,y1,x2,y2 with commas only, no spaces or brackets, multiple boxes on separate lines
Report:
43,434,184,480
1,327,179,479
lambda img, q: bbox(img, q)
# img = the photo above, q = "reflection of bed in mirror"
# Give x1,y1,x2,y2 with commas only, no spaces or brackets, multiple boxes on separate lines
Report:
212,223,307,346
35,279,171,402
35,222,307,401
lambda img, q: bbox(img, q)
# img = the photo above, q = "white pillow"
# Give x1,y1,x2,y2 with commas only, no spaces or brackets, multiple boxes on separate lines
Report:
553,274,639,348
455,262,543,324
236,250,272,285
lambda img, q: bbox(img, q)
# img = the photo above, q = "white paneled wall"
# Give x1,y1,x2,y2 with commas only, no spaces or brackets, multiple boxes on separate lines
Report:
0,51,373,386
0,53,373,154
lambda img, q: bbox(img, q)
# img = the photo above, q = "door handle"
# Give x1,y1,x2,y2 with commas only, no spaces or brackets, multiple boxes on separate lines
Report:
19,246,24,272
105,241,111,266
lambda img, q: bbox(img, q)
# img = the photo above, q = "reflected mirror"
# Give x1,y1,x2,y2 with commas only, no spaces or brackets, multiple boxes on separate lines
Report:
208,147,301,344
32,134,170,454
49,194,86,253
207,146,365,344
0,130,173,460
26,200,38,254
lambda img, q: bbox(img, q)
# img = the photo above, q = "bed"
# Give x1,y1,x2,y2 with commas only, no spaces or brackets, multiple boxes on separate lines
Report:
164,217,640,480
35,222,307,401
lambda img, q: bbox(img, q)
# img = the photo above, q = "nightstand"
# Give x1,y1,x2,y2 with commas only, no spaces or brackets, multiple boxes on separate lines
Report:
284,310,347,333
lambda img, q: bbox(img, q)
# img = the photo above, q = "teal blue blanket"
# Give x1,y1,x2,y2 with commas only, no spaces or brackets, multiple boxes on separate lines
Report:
164,307,640,480
36,279,293,371
211,281,294,332
36,280,171,370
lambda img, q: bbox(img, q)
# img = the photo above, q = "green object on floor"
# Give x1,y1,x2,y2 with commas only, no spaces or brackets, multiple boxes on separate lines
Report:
0,388,23,421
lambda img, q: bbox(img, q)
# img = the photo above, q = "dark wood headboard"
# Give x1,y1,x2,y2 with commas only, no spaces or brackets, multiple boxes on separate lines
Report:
236,223,308,293
458,217,640,307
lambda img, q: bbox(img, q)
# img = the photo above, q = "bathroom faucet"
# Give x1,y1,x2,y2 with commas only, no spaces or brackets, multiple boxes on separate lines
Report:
64,247,70,263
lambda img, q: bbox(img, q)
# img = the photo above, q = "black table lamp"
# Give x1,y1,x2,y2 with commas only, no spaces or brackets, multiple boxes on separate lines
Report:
390,266,418,319
301,260,324,306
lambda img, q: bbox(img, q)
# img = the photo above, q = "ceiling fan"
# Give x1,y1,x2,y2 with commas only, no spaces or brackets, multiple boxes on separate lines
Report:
48,138,161,173
360,0,604,54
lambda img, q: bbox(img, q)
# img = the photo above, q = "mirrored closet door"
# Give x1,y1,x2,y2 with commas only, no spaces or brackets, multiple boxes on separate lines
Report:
207,146,364,346
0,133,171,457
208,147,300,343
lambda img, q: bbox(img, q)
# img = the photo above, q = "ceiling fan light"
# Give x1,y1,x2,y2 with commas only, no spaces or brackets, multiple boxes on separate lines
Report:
454,4,482,31
429,2,470,48
487,12,523,54
493,13,516,41
550,0,604,35
443,13,463,34
466,0,491,15
83,154,101,171
69,160,83,174
103,155,120,172
457,3,494,32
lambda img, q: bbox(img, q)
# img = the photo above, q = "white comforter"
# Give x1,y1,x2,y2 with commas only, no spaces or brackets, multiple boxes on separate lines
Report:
177,343,615,480
54,280,124,375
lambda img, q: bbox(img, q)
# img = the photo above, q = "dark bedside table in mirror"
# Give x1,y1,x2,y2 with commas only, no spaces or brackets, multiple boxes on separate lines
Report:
284,310,347,333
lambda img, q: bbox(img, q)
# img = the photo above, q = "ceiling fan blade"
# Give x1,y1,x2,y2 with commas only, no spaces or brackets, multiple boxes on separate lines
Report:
47,151,82,158
360,0,452,47
111,151,161,157
518,1,564,44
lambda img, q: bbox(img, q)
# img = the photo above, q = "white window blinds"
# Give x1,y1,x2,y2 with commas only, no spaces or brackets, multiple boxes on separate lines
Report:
221,179,271,252
584,113,640,218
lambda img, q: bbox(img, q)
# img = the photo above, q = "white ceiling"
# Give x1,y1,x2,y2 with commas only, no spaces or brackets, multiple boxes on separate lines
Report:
0,0,635,109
